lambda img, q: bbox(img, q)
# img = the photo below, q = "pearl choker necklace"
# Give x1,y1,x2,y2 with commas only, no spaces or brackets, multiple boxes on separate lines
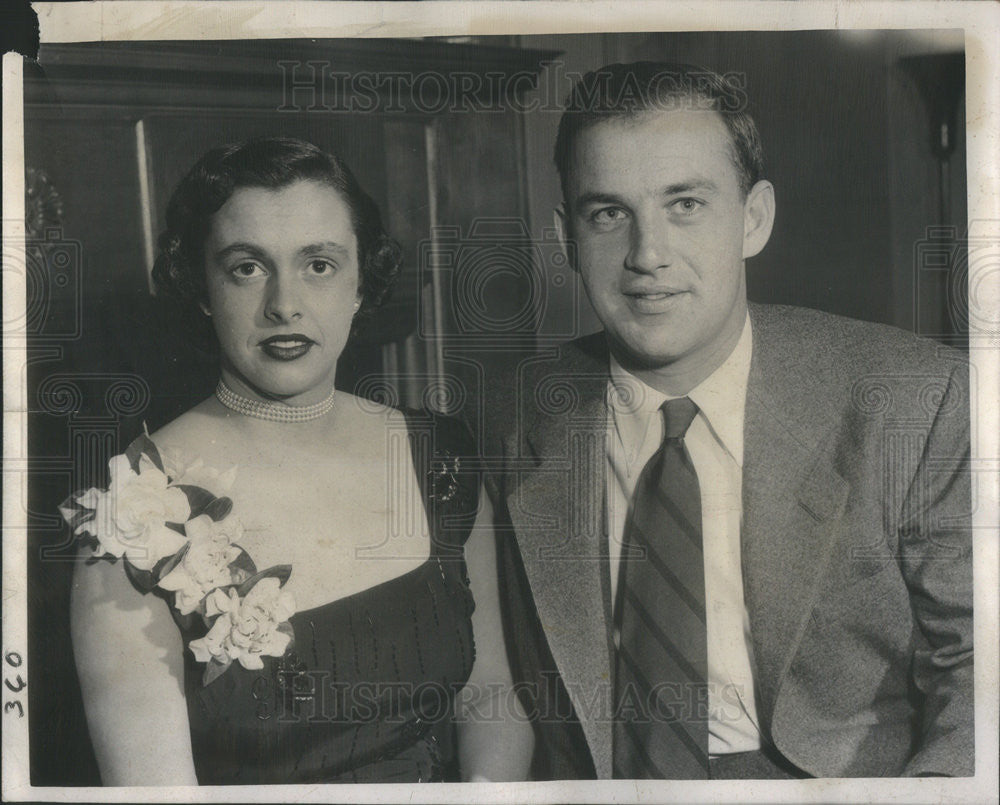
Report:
215,380,336,423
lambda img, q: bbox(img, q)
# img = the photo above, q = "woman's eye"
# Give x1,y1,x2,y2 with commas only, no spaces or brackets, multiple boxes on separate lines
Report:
307,259,337,275
230,262,266,279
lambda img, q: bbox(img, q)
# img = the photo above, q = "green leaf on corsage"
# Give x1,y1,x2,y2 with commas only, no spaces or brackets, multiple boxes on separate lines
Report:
202,656,232,687
228,547,258,586
236,564,293,598
203,496,233,522
124,433,164,475
275,621,296,654
174,484,216,519
154,540,191,584
58,493,95,532
123,557,158,594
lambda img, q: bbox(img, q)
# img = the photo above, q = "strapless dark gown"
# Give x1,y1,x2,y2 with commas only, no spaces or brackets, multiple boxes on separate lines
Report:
170,413,480,784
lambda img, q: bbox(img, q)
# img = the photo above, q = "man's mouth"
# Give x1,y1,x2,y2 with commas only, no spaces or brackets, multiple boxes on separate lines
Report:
623,289,687,311
628,292,674,300
259,334,315,360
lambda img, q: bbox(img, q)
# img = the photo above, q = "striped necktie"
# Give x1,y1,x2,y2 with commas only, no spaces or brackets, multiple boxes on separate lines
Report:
613,397,709,778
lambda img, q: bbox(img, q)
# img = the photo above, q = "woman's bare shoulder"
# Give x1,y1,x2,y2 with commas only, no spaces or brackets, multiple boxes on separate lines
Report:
320,393,411,464
335,392,406,431
148,397,224,455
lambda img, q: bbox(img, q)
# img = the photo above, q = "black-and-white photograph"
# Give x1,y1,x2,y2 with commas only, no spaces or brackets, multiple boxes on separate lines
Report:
3,2,997,802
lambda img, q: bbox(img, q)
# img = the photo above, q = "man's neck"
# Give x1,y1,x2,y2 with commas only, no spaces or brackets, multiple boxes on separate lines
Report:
613,313,748,398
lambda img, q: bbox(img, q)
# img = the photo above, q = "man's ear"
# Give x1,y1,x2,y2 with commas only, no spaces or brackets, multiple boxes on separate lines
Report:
553,204,578,272
199,300,212,317
742,179,775,260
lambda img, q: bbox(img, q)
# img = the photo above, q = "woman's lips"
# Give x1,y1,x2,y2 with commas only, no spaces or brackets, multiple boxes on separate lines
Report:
259,335,314,361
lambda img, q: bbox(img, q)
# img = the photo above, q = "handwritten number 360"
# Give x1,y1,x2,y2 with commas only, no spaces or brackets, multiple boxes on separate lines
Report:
4,651,25,718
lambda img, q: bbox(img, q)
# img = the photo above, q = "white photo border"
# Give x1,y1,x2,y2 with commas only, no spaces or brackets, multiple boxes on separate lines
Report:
4,1,998,802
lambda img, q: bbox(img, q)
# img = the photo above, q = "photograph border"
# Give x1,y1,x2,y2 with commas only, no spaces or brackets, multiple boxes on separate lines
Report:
4,2,998,803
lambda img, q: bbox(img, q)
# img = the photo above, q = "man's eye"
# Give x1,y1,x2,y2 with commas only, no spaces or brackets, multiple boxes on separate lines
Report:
671,198,704,215
230,262,266,278
591,207,628,225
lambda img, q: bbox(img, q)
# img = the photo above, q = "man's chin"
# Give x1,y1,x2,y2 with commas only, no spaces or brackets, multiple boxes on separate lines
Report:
607,338,687,374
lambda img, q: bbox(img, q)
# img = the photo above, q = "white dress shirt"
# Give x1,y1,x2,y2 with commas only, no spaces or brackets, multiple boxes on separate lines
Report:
606,315,762,755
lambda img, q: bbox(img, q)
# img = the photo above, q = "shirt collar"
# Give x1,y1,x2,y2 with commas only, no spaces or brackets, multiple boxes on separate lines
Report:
608,314,753,466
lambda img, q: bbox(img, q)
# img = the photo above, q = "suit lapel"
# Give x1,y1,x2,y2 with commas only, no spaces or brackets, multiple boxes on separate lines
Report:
506,342,615,779
741,305,849,731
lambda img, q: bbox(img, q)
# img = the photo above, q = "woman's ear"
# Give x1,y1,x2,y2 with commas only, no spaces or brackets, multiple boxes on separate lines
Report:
199,301,212,317
742,179,775,260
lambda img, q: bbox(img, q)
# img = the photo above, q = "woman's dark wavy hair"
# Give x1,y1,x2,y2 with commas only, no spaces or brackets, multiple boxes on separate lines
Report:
152,136,402,339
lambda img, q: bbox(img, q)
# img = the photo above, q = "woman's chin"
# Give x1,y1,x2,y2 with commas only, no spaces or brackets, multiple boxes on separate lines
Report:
222,370,336,406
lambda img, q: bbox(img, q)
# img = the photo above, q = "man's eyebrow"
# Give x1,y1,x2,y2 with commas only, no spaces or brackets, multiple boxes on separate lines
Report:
659,179,719,195
573,191,628,209
573,180,720,209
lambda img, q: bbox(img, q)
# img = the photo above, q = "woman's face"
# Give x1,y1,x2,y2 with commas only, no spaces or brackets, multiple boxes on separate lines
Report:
202,179,362,406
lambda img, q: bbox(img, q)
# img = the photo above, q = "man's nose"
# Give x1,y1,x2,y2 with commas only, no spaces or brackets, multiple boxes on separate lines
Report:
625,218,671,273
263,272,304,323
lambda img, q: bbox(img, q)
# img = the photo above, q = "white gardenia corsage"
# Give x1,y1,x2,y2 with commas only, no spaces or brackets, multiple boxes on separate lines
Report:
60,433,296,686
157,514,244,615
160,449,238,494
65,452,190,571
190,578,296,673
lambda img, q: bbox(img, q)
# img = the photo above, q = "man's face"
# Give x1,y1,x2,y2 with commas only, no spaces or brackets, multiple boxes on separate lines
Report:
561,109,772,386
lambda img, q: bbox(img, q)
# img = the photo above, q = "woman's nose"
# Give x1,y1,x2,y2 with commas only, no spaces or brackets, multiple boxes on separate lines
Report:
263,273,303,323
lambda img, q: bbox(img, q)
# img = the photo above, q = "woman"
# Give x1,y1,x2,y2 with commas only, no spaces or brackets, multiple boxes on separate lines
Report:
67,137,533,785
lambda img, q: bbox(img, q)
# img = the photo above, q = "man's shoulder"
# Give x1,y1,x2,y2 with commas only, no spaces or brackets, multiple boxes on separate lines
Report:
750,303,966,376
535,330,609,376
482,331,608,451
488,331,607,391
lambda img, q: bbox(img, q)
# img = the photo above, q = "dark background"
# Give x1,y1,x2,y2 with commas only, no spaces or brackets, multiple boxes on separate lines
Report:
21,32,967,784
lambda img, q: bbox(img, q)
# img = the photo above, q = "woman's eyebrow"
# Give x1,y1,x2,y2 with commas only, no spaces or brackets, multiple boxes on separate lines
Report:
299,242,351,258
210,241,351,261
211,242,266,262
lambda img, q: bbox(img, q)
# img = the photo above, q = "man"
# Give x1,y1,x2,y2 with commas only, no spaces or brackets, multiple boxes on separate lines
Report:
486,62,972,780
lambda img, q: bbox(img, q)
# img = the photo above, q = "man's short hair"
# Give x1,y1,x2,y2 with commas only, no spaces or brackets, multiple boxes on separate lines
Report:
554,61,765,198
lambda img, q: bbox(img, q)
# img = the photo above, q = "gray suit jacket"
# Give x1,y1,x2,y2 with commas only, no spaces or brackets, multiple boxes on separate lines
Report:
487,303,973,779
